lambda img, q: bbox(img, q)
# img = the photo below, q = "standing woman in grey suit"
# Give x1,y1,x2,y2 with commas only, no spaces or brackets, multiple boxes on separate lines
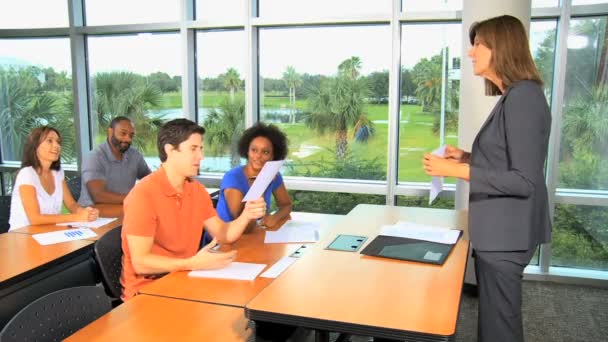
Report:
423,15,552,342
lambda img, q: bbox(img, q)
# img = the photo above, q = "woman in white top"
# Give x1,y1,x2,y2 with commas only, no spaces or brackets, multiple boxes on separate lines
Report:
9,126,99,231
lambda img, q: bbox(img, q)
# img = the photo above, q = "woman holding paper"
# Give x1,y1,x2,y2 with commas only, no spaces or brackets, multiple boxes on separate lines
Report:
422,15,551,342
216,122,292,230
9,126,99,230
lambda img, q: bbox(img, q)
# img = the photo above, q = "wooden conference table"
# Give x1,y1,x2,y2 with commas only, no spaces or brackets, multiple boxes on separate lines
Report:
0,204,123,328
139,212,343,307
65,294,253,342
246,204,469,341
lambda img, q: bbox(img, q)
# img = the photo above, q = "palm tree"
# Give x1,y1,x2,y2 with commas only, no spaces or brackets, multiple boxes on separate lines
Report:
282,66,302,124
92,72,163,151
0,68,76,161
203,98,245,168
221,68,242,103
338,56,362,80
412,55,442,112
306,57,373,160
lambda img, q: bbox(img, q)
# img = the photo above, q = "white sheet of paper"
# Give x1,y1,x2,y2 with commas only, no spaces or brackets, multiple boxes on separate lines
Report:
380,221,460,244
57,217,117,229
242,160,285,202
32,228,97,245
277,220,320,233
260,256,298,278
188,262,267,281
429,145,447,205
265,227,319,244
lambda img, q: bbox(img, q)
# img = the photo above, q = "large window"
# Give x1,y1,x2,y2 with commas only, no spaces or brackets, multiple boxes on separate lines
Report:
0,0,68,29
87,33,181,170
0,38,74,163
399,23,461,183
196,30,246,173
85,0,179,26
259,25,391,181
530,20,558,103
401,0,462,12
196,0,245,22
258,0,391,18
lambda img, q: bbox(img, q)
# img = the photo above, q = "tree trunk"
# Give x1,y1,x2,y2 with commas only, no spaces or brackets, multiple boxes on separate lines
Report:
230,89,235,103
335,130,348,160
230,146,240,168
290,87,296,124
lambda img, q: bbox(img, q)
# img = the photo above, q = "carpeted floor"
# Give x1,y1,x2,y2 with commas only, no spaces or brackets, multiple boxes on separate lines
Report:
299,281,608,342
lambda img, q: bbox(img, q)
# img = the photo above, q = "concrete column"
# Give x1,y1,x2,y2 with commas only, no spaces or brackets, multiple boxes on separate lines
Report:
458,0,532,284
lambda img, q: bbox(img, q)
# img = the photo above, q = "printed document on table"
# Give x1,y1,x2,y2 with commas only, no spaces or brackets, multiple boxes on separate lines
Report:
429,145,446,205
260,256,298,278
32,228,97,245
242,160,285,201
265,228,319,244
380,221,460,244
278,220,320,233
57,217,117,229
188,262,267,281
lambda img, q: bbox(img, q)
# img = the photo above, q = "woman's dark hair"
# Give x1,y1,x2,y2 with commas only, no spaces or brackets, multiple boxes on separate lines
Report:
157,119,205,162
21,126,62,171
469,15,543,95
238,122,288,161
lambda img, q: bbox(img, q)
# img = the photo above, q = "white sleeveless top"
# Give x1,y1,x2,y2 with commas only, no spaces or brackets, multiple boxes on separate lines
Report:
9,167,64,231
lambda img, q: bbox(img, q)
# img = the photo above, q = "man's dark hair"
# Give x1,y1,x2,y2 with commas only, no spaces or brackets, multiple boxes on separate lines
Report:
21,126,62,171
157,119,206,162
109,116,132,129
238,122,288,161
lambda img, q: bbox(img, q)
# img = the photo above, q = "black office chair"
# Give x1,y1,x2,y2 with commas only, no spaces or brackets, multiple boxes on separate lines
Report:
0,286,111,341
0,195,11,234
94,226,123,303
66,175,82,202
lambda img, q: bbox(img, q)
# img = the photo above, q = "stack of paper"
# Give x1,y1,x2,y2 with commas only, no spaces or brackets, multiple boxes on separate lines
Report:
264,220,320,244
32,228,97,245
57,217,117,229
188,262,266,281
380,221,460,244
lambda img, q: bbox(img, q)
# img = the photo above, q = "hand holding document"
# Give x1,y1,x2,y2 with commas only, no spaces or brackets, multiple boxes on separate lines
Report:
242,160,285,202
57,217,117,229
33,228,97,245
188,262,267,281
429,145,446,205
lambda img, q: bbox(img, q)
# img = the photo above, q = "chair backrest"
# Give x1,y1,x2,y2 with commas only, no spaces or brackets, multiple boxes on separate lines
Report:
0,195,11,234
210,189,220,208
94,226,123,299
0,286,111,341
66,175,82,202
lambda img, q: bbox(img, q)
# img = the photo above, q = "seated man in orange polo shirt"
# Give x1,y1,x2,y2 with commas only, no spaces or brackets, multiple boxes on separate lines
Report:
120,118,266,301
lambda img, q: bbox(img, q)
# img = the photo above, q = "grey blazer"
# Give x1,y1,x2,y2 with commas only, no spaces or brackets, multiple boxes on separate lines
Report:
468,80,552,251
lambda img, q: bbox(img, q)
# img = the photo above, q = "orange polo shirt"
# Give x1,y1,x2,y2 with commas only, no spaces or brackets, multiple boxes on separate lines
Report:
120,166,216,301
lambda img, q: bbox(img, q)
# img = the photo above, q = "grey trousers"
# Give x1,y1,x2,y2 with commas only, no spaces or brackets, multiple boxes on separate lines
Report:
474,248,536,342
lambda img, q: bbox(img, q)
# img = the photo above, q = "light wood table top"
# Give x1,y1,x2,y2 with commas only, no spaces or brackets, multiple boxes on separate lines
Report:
139,212,343,307
246,204,469,340
65,294,252,342
10,204,123,241
0,232,93,284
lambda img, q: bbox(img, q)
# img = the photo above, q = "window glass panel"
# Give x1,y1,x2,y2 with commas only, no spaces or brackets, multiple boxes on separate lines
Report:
552,204,608,271
196,0,245,22
0,0,68,28
289,190,385,214
532,0,559,7
402,0,462,12
1,171,17,195
258,0,391,18
531,20,557,104
88,33,181,170
558,16,607,190
259,25,391,181
396,195,454,209
573,0,608,5
85,0,179,26
399,23,461,183
196,30,246,173
0,38,75,163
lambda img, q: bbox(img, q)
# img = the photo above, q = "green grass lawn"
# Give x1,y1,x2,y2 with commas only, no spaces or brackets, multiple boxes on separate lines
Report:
157,91,457,182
